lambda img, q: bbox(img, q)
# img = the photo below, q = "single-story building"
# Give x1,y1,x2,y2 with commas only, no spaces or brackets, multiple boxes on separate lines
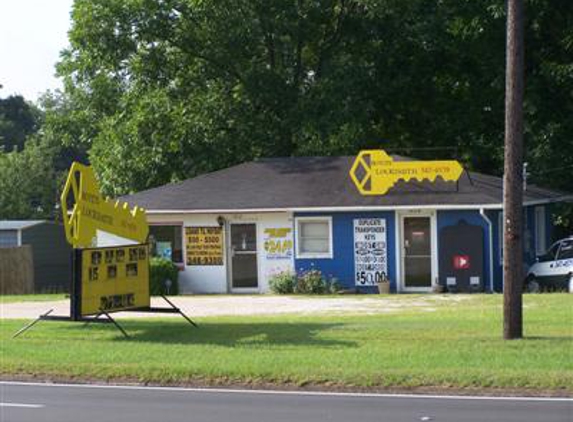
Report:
0,220,72,292
122,156,571,294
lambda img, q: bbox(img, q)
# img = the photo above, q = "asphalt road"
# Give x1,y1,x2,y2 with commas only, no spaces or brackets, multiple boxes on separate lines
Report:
1,382,571,422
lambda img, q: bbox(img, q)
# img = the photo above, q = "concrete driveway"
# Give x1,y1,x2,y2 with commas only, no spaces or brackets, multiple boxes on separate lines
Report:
0,295,470,320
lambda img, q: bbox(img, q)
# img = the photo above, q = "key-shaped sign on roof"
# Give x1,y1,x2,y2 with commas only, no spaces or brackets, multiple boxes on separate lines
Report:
349,150,464,195
60,162,148,248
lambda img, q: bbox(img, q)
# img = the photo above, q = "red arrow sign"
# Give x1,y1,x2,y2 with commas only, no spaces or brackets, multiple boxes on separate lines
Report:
453,255,470,270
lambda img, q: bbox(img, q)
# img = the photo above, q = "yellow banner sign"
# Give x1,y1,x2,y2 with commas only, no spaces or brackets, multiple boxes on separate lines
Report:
80,244,150,316
186,227,224,266
349,150,464,195
61,162,148,248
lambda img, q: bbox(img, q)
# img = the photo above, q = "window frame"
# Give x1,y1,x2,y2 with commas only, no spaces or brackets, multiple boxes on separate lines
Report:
148,222,184,264
295,216,333,259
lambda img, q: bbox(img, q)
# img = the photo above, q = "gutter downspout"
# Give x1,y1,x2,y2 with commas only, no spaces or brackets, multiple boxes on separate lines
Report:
480,208,495,293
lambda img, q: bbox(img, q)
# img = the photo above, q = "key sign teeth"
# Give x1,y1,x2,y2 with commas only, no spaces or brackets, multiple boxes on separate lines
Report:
60,162,149,248
349,150,464,195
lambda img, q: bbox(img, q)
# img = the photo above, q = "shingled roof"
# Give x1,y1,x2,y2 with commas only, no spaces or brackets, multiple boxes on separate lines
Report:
121,156,570,212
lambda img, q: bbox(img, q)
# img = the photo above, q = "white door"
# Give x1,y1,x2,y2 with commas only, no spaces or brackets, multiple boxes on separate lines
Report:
400,212,437,292
229,223,259,292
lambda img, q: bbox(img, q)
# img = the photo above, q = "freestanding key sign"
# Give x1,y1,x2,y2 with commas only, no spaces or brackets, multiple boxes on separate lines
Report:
60,163,151,321
13,162,197,339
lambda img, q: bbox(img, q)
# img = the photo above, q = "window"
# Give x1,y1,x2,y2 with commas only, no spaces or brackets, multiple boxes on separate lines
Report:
148,225,183,263
296,217,333,259
0,230,18,248
534,207,546,256
557,240,573,260
539,242,560,262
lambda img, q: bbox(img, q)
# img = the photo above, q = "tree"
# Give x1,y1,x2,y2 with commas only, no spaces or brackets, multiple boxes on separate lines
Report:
0,136,60,219
51,0,571,210
0,95,42,152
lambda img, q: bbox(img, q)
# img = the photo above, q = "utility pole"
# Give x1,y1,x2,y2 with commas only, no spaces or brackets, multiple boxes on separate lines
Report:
503,0,525,339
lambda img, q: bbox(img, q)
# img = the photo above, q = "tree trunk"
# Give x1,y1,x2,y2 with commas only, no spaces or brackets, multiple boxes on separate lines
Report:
503,0,525,340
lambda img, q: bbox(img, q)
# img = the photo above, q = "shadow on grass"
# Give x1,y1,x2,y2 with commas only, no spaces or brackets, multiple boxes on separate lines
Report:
75,320,357,348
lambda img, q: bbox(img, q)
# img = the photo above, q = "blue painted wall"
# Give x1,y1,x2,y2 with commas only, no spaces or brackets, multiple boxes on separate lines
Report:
294,206,553,294
437,210,492,292
294,211,397,293
489,204,553,292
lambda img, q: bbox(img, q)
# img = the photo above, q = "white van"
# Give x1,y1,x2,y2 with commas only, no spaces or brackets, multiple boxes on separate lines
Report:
526,237,573,292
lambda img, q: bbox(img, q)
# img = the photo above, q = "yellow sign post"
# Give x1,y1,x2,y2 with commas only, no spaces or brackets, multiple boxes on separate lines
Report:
349,150,464,195
61,162,148,248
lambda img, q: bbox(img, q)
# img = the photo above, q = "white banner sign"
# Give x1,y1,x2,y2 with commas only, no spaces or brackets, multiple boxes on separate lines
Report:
354,218,387,286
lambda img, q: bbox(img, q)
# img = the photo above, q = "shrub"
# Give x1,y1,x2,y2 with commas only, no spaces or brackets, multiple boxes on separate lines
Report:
269,271,297,294
270,269,341,295
149,257,179,295
296,269,327,294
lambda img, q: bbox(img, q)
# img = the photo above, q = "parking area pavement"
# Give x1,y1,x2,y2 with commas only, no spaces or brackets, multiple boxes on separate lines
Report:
0,295,469,319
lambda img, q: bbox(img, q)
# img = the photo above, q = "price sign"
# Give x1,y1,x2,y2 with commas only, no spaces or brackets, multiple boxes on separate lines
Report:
185,227,224,265
354,218,387,286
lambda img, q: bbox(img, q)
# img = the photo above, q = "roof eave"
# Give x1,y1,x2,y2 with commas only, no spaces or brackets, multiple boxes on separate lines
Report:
143,195,571,215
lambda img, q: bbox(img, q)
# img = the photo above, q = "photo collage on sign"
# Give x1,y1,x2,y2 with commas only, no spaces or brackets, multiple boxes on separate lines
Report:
87,246,147,282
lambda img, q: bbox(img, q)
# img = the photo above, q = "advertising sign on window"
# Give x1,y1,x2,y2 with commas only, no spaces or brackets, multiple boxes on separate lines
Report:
263,228,293,260
354,218,387,286
185,227,224,265
156,241,173,260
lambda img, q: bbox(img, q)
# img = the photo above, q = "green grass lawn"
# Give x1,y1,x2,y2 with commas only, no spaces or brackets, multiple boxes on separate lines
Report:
0,294,67,303
1,294,572,393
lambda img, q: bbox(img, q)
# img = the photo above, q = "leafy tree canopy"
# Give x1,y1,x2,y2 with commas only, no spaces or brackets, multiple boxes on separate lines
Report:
0,94,43,152
53,0,572,198
0,137,59,219
1,0,571,228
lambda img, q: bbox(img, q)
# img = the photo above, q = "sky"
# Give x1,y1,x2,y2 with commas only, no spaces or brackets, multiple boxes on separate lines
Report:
0,0,74,102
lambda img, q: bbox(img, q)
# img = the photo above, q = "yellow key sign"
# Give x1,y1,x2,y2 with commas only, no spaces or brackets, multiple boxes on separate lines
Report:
349,150,464,195
61,162,148,248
